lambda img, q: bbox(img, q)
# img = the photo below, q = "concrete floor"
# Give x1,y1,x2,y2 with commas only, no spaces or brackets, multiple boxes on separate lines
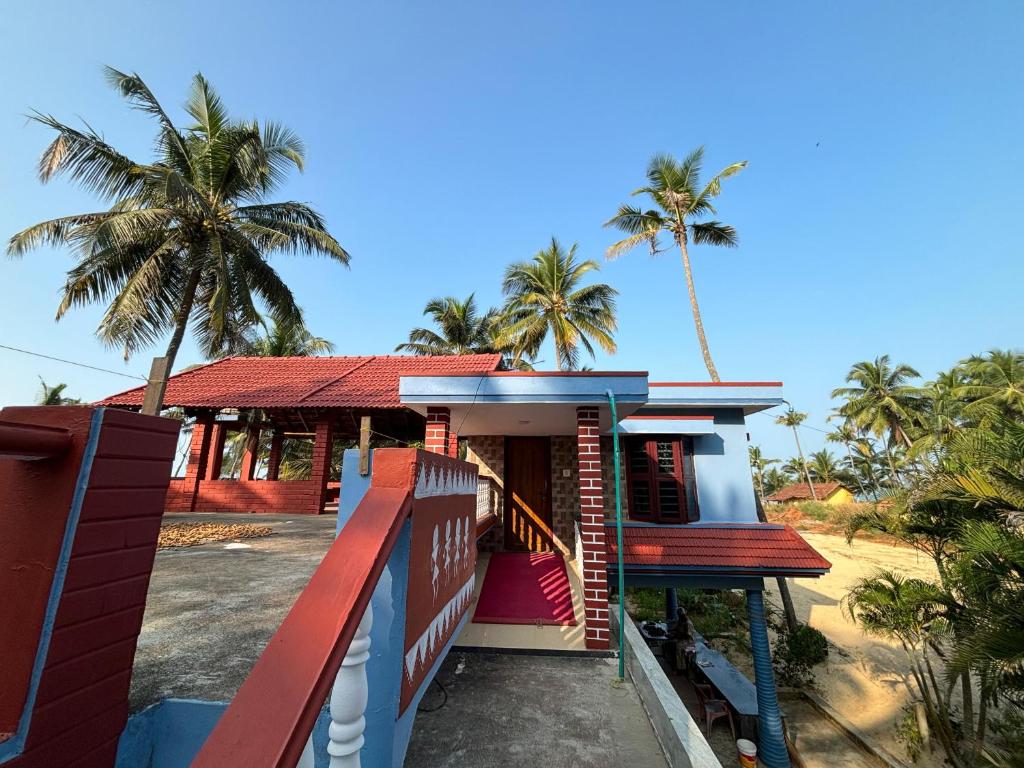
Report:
129,513,337,711
405,652,668,768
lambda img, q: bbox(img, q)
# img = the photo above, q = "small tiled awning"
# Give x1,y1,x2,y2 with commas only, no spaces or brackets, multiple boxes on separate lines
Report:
604,523,831,577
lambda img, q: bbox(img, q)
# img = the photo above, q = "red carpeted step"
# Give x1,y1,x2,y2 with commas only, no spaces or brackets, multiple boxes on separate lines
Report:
472,552,577,626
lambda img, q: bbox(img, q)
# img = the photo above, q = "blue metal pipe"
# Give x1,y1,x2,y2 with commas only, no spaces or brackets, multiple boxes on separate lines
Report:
746,589,791,768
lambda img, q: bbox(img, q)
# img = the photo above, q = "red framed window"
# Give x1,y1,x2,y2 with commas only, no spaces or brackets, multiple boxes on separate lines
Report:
625,436,699,523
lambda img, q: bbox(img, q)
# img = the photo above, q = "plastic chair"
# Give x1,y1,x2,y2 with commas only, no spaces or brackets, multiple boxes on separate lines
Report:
694,683,736,738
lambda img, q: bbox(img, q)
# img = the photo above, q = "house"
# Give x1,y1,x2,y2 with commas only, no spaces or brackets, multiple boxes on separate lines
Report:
101,358,830,768
766,481,855,506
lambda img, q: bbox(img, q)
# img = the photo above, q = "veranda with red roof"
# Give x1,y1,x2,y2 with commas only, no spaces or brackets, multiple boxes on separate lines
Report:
102,354,502,515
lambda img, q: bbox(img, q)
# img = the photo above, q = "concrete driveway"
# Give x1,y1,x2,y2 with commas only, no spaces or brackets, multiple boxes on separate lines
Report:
129,513,337,711
405,651,669,768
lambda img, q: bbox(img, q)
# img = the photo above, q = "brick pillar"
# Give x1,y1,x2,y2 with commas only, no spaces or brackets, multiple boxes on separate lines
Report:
425,407,450,455
206,423,226,480
181,415,213,512
447,429,459,459
267,430,284,481
310,419,334,515
577,406,609,649
239,425,261,481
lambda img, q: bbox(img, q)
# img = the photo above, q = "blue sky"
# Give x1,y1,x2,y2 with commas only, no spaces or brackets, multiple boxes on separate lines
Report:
1,1,1021,460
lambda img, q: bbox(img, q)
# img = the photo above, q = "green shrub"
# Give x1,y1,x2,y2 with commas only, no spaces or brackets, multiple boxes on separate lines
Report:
792,500,831,522
895,705,924,763
772,622,828,686
625,587,665,622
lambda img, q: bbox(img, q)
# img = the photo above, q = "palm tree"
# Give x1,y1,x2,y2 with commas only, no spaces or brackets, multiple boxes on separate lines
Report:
763,467,789,497
7,68,349,413
748,445,778,503
499,238,617,370
238,315,334,357
832,356,922,449
782,456,807,480
827,420,871,497
956,349,1024,419
604,148,746,381
844,571,964,766
37,378,81,405
396,295,498,356
807,449,843,484
776,408,817,500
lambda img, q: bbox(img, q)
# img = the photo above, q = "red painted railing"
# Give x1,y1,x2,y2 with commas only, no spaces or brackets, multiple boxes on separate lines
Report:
192,485,412,767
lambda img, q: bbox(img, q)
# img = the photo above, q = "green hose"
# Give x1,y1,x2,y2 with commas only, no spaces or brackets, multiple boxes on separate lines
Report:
606,390,626,679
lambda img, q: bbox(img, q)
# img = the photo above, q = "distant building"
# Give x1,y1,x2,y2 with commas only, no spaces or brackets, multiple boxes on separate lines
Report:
766,481,855,505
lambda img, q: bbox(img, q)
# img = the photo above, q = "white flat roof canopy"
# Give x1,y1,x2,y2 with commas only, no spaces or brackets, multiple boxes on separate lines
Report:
646,382,784,414
617,416,717,435
399,372,648,436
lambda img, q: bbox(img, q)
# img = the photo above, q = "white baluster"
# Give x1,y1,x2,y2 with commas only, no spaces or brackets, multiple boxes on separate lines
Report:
327,603,373,767
296,734,315,768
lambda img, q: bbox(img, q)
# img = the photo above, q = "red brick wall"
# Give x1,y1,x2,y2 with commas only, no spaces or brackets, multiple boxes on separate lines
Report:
425,407,451,455
1,406,178,768
166,478,325,514
577,407,609,650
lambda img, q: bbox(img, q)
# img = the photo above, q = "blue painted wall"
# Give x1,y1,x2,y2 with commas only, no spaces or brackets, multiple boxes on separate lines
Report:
115,700,334,768
338,447,373,535
691,409,759,523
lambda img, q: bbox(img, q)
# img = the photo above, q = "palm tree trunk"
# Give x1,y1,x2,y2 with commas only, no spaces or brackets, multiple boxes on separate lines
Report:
960,671,975,757
843,442,869,499
791,426,818,500
755,490,799,633
882,439,905,489
146,267,202,414
677,240,719,382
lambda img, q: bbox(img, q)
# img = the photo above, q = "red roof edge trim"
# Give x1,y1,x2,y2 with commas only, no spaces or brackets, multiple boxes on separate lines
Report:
648,381,783,388
400,370,649,378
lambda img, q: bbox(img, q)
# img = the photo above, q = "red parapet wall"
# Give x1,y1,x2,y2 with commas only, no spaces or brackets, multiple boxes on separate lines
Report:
0,406,178,768
165,478,325,514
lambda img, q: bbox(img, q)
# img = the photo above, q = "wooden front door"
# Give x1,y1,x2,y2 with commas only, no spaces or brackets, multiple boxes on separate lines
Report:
504,437,553,552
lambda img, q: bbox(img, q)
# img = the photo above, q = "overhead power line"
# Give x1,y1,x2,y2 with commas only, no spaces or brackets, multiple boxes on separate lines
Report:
0,343,148,381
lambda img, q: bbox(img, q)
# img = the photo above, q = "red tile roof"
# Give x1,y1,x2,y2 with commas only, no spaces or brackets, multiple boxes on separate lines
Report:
765,482,847,502
605,523,831,576
100,354,503,410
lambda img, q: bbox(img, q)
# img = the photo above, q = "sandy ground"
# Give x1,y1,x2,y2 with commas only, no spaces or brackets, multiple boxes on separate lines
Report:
765,532,940,762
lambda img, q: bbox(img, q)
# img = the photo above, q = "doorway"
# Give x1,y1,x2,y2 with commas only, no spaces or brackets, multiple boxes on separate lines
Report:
503,437,553,552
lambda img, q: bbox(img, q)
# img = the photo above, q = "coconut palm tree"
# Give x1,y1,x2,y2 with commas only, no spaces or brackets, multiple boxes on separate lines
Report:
7,68,349,413
956,349,1024,419
807,449,844,484
499,238,617,370
396,295,498,356
37,378,81,405
748,445,779,503
763,467,789,496
832,356,923,449
604,148,746,381
827,420,871,497
776,408,817,500
238,314,334,357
